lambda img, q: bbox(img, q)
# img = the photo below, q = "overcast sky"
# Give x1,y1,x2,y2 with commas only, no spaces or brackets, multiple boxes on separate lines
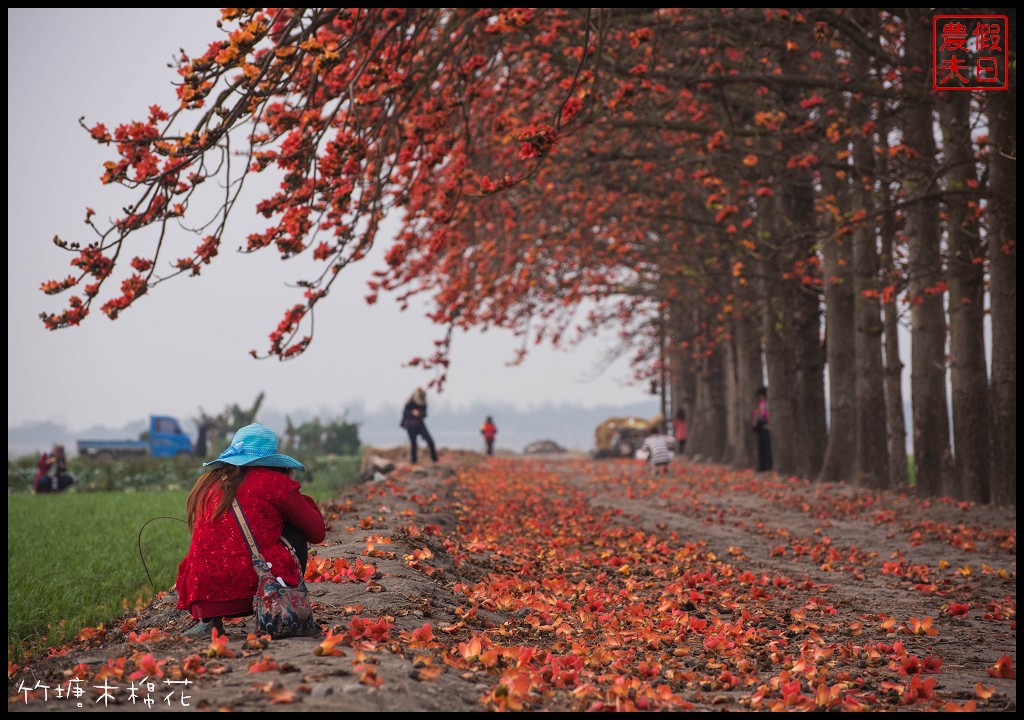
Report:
8,8,651,434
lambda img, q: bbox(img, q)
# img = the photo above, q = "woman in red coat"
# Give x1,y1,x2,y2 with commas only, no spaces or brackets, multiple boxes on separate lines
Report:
34,444,73,493
176,423,326,637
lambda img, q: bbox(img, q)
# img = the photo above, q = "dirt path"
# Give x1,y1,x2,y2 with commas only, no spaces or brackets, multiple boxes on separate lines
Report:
8,457,1016,712
578,459,1016,703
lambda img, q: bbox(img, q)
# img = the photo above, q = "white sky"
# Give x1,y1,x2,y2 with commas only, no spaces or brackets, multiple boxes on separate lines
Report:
7,8,648,433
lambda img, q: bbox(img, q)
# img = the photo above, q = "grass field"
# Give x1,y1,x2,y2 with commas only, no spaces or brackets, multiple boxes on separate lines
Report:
7,491,190,662
7,466,353,663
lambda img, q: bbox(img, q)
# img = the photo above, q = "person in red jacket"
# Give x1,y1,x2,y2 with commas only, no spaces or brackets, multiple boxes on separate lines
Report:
176,423,326,637
480,416,497,456
752,386,772,472
34,444,74,493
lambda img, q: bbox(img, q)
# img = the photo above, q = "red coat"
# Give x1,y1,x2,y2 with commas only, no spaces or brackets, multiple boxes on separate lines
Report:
34,453,53,491
176,467,326,620
481,421,497,442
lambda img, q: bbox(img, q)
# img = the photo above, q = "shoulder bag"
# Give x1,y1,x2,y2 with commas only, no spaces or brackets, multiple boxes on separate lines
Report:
231,499,317,638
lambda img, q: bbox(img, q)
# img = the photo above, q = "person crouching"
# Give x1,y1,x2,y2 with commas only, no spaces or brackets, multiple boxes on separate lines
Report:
175,423,326,637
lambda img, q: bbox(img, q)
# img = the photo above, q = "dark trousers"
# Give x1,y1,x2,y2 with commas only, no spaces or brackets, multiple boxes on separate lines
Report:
281,523,309,571
485,439,494,456
407,426,438,463
755,428,772,472
35,474,74,493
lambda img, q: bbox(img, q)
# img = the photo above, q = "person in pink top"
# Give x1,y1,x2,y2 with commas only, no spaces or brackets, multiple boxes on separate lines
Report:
672,407,688,455
752,386,772,472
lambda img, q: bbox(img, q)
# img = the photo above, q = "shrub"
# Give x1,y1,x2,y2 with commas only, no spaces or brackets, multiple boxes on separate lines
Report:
9,453,360,495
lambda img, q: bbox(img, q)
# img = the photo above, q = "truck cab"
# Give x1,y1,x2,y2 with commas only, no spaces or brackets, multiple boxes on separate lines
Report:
148,415,193,457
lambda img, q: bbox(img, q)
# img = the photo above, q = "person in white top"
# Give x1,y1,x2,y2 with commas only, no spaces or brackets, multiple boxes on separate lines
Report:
641,427,674,475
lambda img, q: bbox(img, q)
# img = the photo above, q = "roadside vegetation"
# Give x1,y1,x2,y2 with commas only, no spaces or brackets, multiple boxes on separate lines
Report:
7,455,358,663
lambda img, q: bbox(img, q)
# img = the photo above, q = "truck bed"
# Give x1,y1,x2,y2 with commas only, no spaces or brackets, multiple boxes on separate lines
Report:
76,439,148,458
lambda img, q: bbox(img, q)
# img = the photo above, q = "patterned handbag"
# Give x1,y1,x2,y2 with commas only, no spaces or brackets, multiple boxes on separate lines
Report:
231,500,317,638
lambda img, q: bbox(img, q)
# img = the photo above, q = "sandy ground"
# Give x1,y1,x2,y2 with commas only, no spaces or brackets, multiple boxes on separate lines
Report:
8,455,1016,712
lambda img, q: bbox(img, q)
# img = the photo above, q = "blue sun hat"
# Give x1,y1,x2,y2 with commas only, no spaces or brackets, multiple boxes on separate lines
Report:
203,423,305,471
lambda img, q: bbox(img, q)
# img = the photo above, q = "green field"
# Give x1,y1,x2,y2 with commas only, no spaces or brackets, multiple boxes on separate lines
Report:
7,491,190,662
7,459,355,663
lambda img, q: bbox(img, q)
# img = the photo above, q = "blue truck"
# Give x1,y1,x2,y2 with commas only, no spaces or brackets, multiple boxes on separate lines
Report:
76,415,194,459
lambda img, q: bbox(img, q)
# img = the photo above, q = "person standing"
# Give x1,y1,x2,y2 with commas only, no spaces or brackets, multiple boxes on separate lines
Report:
672,407,688,455
480,416,497,456
752,386,772,472
401,387,438,464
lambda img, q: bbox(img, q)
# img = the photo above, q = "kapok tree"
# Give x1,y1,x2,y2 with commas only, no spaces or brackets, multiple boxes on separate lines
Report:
39,9,1013,504
41,8,596,362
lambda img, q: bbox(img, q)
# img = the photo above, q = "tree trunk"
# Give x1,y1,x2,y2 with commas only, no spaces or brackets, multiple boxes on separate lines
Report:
902,10,955,498
850,88,890,489
667,299,694,459
678,364,697,458
686,306,728,463
762,286,795,475
760,278,825,483
721,262,763,470
818,167,856,484
775,40,827,480
703,343,728,463
723,331,742,466
785,187,827,481
880,201,909,490
759,192,797,476
732,300,762,470
986,21,1017,507
938,91,991,503
691,340,728,463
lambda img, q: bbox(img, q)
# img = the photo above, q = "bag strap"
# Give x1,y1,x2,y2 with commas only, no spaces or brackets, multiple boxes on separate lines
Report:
278,535,310,590
279,535,298,558
231,499,266,563
232,500,307,582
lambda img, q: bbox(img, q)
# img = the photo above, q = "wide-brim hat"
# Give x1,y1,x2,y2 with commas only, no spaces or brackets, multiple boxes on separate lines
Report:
203,422,305,471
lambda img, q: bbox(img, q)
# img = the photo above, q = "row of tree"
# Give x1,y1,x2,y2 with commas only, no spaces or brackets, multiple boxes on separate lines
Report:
283,414,361,457
41,9,1015,505
193,392,361,457
193,391,266,457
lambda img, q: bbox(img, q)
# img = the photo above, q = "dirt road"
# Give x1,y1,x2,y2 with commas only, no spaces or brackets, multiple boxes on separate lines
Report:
9,456,1016,712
